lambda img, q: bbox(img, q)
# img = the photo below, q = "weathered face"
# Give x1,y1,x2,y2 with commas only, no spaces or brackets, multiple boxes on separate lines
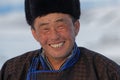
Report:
32,13,80,60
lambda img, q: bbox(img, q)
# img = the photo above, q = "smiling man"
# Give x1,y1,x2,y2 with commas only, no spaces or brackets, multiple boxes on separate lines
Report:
0,0,120,80
32,13,80,70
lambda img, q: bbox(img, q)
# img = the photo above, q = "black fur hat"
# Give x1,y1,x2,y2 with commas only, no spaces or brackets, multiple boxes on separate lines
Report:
25,0,81,25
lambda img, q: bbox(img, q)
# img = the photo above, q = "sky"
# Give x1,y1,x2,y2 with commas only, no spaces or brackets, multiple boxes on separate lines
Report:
0,0,120,14
0,0,120,68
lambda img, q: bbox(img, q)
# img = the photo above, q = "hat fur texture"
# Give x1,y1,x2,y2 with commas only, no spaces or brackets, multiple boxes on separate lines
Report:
25,0,81,25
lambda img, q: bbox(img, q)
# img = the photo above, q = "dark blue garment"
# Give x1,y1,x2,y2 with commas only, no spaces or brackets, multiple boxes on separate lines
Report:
26,43,80,80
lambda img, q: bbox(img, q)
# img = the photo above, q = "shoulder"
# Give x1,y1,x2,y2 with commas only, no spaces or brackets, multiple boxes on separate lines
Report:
79,47,119,66
79,47,120,79
0,49,40,79
5,49,40,67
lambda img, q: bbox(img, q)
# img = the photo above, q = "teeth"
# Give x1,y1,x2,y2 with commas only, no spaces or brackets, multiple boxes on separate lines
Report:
50,42,64,48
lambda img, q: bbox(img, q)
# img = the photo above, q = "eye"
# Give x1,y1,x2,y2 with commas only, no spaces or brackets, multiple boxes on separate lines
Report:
57,23,66,29
58,25,64,29
39,27,50,34
43,28,49,31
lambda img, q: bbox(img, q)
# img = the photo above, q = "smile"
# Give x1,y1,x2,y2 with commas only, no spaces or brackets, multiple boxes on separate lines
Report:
50,42,64,48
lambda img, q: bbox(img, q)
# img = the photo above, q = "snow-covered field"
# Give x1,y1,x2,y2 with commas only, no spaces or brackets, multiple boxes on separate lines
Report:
0,0,120,69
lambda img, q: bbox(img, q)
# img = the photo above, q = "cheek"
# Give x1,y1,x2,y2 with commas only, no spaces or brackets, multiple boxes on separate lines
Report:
64,28,76,39
37,33,48,45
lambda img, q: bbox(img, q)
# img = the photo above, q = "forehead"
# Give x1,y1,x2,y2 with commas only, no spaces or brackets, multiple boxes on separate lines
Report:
34,13,72,23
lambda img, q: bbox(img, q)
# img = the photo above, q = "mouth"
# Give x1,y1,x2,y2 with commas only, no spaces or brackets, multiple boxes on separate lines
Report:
50,42,65,48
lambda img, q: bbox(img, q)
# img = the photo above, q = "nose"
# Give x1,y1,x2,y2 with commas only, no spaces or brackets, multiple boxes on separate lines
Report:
49,28,60,41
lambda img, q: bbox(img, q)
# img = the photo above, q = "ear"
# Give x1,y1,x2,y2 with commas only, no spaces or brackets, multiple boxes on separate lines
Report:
74,20,80,36
31,29,39,42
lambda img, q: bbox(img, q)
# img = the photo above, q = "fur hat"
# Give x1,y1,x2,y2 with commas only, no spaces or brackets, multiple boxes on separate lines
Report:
25,0,81,25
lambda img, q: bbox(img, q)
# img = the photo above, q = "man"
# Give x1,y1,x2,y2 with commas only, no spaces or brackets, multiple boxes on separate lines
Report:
0,0,120,80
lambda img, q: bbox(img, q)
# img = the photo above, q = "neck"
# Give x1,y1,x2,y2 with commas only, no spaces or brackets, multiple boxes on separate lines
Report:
47,57,67,70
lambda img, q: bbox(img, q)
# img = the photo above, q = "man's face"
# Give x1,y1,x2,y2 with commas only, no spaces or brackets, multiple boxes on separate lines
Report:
32,13,80,60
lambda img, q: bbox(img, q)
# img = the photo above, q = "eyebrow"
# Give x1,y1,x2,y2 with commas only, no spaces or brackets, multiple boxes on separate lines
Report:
38,18,65,27
55,18,64,22
39,23,49,27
